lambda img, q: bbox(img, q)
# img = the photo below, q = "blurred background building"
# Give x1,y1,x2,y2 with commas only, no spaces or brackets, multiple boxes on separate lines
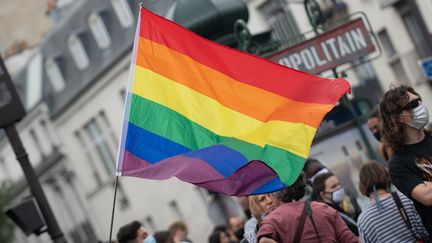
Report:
1,0,432,242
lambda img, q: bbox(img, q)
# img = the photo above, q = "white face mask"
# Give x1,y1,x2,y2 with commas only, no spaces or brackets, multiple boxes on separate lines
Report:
143,235,156,243
409,104,429,130
331,187,345,203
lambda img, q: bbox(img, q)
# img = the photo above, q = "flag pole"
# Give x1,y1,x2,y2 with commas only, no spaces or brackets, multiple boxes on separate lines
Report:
109,3,143,242
108,176,120,243
109,0,143,242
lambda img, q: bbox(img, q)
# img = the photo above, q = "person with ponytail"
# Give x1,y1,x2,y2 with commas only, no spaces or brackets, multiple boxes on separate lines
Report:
357,161,429,243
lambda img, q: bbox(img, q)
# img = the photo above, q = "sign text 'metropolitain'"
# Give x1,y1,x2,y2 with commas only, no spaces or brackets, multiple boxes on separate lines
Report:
269,18,375,74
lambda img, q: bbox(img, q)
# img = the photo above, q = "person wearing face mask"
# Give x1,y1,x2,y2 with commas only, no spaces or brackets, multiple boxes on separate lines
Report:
116,220,156,243
303,158,330,183
311,172,361,235
367,107,393,162
303,159,361,215
302,158,331,201
257,173,358,243
380,85,432,235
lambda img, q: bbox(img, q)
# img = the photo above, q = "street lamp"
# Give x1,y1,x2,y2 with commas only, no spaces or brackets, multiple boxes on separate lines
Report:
304,0,326,33
0,55,68,243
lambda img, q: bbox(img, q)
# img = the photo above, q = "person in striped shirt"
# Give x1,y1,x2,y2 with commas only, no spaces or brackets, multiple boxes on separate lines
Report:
357,161,429,242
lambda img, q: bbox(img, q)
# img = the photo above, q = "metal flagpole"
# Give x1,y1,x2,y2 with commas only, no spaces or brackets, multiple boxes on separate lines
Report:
108,2,143,241
108,176,119,243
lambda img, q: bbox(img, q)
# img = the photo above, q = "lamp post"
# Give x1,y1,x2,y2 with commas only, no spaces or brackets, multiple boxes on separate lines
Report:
234,19,252,52
0,55,68,243
304,0,325,34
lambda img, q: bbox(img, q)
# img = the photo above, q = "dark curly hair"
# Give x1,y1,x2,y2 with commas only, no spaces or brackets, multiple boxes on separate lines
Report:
379,85,419,151
117,220,142,243
273,172,306,202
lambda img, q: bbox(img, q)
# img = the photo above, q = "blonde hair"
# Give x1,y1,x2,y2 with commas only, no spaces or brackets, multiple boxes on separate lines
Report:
249,195,265,224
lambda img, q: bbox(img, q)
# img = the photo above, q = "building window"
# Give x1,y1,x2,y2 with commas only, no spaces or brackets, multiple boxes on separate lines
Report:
195,187,210,204
145,216,157,232
41,119,61,149
390,59,410,85
26,53,43,109
88,12,111,49
169,200,185,221
402,13,430,58
111,0,134,28
29,129,45,159
29,120,55,157
120,88,126,102
378,29,412,85
259,0,301,45
378,29,396,58
75,131,103,186
354,61,377,85
83,119,115,173
117,184,130,210
67,34,90,70
45,57,66,92
76,111,118,177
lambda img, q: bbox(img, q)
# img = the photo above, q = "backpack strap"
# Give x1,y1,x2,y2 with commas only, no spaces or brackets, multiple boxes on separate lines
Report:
305,201,323,243
293,201,308,242
391,191,426,242
391,191,413,230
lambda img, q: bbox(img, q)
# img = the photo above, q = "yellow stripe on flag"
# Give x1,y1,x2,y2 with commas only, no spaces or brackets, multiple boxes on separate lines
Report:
132,66,316,158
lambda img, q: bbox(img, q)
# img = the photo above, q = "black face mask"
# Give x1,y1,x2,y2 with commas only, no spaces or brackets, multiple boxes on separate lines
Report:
373,131,381,142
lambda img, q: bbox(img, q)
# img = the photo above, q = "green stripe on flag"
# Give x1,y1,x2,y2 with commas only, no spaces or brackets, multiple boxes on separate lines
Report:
129,94,306,184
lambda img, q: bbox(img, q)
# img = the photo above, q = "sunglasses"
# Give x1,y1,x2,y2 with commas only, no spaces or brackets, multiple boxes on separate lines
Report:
400,98,421,112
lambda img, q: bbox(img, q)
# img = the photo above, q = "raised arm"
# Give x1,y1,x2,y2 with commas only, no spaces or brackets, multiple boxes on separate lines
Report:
411,182,432,206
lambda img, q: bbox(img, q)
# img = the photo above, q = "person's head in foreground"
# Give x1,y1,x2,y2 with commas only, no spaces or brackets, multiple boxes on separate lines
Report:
117,220,155,243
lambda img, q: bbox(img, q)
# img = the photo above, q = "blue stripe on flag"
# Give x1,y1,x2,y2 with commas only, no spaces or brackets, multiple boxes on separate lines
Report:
126,122,249,177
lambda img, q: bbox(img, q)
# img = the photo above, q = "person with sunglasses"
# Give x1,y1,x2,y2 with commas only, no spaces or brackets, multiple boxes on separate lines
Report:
379,85,432,236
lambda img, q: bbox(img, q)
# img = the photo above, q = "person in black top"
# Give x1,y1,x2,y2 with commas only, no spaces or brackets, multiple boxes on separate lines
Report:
379,85,432,236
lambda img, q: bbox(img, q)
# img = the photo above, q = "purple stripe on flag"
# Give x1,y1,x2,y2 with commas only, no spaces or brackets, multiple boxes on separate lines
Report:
121,151,284,195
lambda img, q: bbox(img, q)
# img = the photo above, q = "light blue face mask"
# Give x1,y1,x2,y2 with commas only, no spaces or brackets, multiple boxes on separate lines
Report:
143,235,156,243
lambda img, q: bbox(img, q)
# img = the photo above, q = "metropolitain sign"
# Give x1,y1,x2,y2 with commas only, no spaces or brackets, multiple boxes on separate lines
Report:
269,18,375,74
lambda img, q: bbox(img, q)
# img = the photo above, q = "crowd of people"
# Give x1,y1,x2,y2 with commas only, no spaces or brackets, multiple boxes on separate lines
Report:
115,220,192,243
112,85,432,243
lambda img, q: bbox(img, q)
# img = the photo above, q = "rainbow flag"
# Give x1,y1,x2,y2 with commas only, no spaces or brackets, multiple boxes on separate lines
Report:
116,8,350,196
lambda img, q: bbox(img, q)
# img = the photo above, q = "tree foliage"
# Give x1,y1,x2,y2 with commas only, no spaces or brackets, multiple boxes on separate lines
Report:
0,181,15,242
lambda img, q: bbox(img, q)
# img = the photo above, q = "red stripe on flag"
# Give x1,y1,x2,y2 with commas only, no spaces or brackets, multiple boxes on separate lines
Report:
138,8,350,105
